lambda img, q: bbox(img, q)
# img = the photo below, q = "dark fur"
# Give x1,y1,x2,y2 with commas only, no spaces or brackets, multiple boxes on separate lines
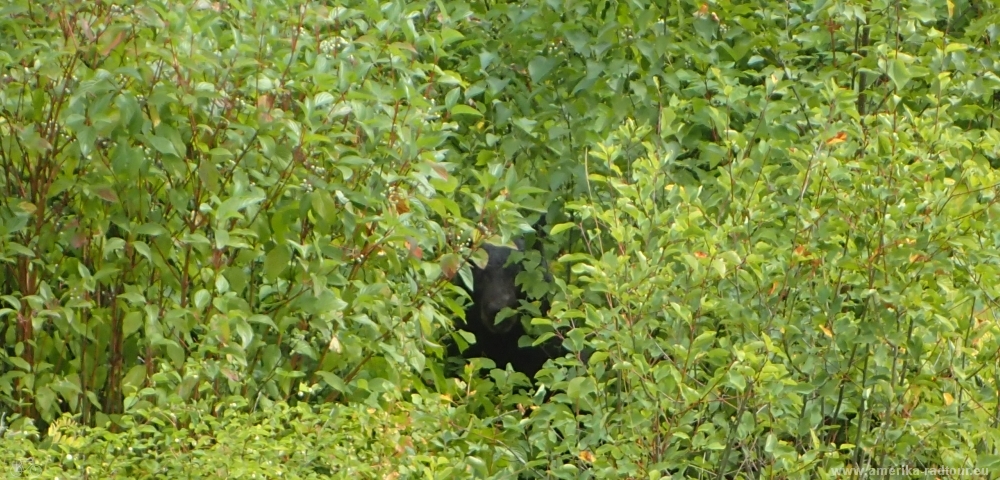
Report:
451,242,563,380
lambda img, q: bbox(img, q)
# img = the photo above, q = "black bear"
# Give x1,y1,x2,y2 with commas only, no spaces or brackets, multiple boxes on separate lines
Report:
451,240,564,381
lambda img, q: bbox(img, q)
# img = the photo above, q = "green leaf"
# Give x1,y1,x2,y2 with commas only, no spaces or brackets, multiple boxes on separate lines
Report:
216,192,266,223
136,223,168,236
887,58,912,91
548,222,575,236
263,245,291,281
122,365,147,393
147,134,179,157
727,369,746,392
479,51,498,71
440,27,465,46
528,56,558,84
77,125,97,156
711,258,727,278
248,314,277,329
310,191,337,223
450,104,482,117
123,311,143,338
133,241,153,261
193,289,211,310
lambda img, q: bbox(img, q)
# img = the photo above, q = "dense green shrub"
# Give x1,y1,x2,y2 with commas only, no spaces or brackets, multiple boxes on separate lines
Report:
2,0,1000,478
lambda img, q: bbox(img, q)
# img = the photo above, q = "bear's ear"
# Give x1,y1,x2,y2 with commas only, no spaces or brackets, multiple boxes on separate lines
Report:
514,215,548,252
532,215,547,237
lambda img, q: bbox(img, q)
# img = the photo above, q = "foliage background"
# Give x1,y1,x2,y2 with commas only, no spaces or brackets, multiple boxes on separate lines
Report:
1,0,1000,478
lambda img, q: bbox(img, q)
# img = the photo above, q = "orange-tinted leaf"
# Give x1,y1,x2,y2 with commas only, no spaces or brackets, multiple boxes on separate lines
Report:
819,325,833,337
431,163,449,180
441,253,462,279
100,30,126,56
71,232,88,249
826,132,847,146
395,194,410,214
406,237,423,260
257,94,273,109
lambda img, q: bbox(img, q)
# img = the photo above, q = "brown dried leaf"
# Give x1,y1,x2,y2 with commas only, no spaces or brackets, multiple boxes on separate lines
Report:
440,253,462,280
96,188,118,203
100,30,126,56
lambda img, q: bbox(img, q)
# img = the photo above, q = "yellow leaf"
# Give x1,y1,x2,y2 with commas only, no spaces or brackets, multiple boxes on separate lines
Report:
943,392,954,406
819,325,833,337
947,0,954,18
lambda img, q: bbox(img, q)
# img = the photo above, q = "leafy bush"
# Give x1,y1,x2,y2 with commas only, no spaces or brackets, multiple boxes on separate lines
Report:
0,393,500,478
2,0,1000,478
